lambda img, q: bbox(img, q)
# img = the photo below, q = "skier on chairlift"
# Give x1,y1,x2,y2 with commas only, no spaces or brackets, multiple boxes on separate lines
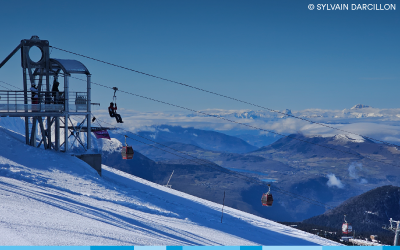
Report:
108,87,123,123
109,102,123,123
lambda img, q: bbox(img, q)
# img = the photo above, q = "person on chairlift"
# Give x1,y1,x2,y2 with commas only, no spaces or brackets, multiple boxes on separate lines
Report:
108,102,123,123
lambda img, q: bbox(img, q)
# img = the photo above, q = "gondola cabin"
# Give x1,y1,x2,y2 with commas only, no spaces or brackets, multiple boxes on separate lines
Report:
342,215,352,234
121,135,134,160
261,184,273,206
261,193,273,206
342,222,352,234
121,146,134,159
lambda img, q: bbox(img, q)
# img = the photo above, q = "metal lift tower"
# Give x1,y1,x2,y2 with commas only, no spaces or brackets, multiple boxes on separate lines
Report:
0,36,92,152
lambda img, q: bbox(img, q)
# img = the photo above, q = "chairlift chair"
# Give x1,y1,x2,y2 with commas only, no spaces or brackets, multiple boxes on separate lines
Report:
121,135,134,160
261,184,273,206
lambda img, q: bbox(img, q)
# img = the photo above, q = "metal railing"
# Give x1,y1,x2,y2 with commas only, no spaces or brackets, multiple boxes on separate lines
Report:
0,90,88,113
71,92,88,112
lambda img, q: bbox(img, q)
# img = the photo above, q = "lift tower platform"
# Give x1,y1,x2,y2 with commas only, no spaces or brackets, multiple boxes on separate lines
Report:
0,36,92,152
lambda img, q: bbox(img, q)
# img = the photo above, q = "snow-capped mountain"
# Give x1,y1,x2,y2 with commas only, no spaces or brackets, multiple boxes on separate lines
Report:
201,105,399,121
0,117,340,245
351,104,371,109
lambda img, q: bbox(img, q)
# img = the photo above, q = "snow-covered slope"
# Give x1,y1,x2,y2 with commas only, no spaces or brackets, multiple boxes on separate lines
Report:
0,120,339,245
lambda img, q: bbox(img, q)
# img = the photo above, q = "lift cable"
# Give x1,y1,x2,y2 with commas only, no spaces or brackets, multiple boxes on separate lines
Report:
75,76,399,169
95,116,335,209
0,80,21,90
0,84,12,91
0,79,360,208
4,75,396,168
0,82,333,210
50,46,400,148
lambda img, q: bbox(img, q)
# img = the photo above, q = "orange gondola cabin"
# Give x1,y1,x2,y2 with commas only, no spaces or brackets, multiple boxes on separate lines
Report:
261,184,273,206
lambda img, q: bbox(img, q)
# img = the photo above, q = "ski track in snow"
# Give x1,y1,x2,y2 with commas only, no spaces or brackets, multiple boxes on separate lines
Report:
0,121,340,246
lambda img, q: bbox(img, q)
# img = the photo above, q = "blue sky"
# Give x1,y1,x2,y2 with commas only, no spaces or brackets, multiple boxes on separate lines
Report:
0,0,399,112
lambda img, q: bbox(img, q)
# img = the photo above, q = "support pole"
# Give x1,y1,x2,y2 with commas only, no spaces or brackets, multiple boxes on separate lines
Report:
55,117,60,151
385,218,400,246
394,221,399,246
23,68,29,145
38,117,48,149
45,51,51,149
87,75,91,150
221,191,225,223
165,170,174,188
0,43,21,69
64,75,69,152
30,117,37,147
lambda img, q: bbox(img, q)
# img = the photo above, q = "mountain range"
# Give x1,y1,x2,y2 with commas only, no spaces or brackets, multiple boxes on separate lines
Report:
101,124,400,222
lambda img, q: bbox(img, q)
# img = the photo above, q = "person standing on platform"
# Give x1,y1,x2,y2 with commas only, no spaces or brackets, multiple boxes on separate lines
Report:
30,84,39,111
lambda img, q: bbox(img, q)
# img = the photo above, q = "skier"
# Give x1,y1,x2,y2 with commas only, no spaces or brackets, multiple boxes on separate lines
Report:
108,102,123,123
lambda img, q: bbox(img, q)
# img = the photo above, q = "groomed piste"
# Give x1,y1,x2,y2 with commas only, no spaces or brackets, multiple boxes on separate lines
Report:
0,117,340,246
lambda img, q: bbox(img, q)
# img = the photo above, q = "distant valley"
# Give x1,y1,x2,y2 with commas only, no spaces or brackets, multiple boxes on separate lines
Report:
101,118,400,222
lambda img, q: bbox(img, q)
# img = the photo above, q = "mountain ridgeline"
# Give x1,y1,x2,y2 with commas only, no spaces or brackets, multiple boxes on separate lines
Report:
135,125,258,154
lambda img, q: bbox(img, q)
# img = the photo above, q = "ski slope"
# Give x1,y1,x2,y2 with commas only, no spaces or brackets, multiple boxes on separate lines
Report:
0,119,340,246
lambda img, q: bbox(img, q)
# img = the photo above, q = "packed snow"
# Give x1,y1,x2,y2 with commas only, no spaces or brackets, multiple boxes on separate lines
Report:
0,118,340,246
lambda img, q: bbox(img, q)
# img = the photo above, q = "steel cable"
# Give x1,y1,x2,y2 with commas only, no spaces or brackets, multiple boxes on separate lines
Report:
51,46,400,148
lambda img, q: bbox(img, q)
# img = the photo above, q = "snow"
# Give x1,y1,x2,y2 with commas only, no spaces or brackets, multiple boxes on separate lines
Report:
0,117,25,135
0,120,340,246
99,138,122,153
334,134,365,143
349,239,385,246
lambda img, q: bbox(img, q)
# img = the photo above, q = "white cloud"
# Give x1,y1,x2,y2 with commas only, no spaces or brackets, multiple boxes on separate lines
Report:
348,162,362,179
348,162,368,184
326,173,344,188
91,107,400,145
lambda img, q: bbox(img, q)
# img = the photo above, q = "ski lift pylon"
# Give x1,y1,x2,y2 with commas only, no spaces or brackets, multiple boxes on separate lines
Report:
261,184,273,207
121,135,134,160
